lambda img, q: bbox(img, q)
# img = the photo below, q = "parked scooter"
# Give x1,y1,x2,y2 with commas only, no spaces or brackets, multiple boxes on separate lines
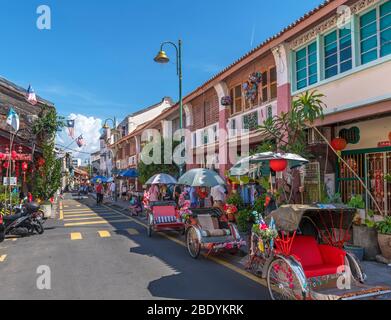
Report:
3,202,44,238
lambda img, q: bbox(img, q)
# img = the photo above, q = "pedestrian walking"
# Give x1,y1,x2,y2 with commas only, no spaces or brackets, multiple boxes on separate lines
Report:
110,182,117,202
96,182,104,205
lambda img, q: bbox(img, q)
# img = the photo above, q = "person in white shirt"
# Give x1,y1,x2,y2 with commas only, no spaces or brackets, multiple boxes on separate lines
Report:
110,182,116,202
211,185,227,209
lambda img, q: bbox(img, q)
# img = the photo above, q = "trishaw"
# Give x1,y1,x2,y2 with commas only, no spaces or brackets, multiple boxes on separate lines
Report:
147,201,185,237
246,205,391,300
185,207,246,259
144,174,185,237
177,168,246,259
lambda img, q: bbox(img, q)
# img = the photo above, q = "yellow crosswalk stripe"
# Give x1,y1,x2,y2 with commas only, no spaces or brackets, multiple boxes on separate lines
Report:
64,219,132,227
63,213,99,218
0,255,7,262
70,233,83,240
64,214,120,222
64,217,104,222
98,231,111,238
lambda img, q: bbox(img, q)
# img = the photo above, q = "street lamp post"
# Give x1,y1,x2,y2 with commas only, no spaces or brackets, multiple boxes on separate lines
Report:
154,40,184,176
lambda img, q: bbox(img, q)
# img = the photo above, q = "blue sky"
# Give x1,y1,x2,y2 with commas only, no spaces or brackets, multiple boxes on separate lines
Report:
0,0,324,122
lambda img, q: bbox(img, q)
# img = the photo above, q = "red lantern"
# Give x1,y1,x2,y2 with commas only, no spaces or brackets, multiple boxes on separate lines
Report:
331,137,347,151
22,162,28,172
270,159,288,172
3,161,9,169
11,150,18,160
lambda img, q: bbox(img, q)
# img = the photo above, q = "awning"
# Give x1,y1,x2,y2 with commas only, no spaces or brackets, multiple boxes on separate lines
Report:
118,169,138,178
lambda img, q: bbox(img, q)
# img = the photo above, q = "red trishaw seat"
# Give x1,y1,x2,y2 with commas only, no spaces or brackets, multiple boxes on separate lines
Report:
152,206,179,224
290,236,346,279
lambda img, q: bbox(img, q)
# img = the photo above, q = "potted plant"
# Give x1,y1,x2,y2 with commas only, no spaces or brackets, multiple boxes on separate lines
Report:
352,208,380,261
348,195,366,221
376,216,391,261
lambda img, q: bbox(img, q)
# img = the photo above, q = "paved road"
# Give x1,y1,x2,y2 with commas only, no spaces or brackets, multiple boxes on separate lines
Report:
0,196,270,300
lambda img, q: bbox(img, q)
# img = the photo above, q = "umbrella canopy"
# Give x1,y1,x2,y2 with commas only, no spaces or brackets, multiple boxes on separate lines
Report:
91,176,108,183
119,169,138,178
146,173,177,185
178,169,225,188
107,177,114,183
229,152,309,177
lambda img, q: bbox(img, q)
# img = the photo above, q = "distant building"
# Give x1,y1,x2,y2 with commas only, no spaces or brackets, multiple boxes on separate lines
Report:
100,97,173,175
90,150,101,175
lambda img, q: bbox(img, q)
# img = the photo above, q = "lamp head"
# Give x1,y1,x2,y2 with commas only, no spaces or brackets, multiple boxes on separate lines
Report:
154,50,170,64
103,123,110,130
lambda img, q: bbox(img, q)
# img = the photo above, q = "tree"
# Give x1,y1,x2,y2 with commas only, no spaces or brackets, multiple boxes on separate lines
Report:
32,108,65,201
258,90,326,204
33,141,62,201
259,90,325,157
137,138,180,185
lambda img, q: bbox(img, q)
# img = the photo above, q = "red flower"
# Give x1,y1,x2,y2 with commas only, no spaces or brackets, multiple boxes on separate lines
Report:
264,196,271,207
261,224,268,231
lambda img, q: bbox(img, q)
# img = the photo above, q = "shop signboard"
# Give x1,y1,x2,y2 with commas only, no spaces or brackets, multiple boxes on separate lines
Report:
3,177,17,186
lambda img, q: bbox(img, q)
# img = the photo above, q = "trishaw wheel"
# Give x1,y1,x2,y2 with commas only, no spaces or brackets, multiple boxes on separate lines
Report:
186,227,201,259
346,253,366,284
267,258,305,300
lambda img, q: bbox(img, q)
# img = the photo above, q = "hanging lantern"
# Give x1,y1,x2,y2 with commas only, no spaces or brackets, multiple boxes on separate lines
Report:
3,161,9,169
270,159,288,172
11,150,18,160
331,137,347,163
331,137,347,152
0,153,5,161
22,162,28,182
22,162,28,172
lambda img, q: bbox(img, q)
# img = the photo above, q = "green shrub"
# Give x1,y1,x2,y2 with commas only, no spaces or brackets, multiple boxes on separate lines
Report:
226,193,244,210
236,209,253,233
376,217,391,235
348,195,365,209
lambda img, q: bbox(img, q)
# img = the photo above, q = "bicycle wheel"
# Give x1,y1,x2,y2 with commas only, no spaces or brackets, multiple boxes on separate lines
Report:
267,258,306,300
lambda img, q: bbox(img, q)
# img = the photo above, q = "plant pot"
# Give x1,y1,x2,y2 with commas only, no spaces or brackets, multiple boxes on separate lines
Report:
41,204,52,219
378,234,391,260
344,245,365,261
353,225,380,261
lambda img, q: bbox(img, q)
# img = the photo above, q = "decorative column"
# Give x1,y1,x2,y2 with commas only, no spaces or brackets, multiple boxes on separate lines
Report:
272,43,291,115
214,81,230,178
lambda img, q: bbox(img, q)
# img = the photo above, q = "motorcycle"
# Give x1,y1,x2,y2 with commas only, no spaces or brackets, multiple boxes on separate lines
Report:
3,202,44,238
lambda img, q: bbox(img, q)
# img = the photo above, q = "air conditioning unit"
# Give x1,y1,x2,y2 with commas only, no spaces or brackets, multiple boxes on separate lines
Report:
307,127,331,145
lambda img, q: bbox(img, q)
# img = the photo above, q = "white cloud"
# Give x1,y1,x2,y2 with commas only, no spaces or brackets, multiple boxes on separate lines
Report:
56,114,102,160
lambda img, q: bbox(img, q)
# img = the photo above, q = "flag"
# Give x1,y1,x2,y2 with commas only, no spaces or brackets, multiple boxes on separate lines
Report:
67,120,75,139
26,85,38,105
76,135,84,148
6,107,20,132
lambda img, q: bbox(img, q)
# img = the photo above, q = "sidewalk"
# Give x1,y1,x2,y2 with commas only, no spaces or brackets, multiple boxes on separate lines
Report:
90,193,391,289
